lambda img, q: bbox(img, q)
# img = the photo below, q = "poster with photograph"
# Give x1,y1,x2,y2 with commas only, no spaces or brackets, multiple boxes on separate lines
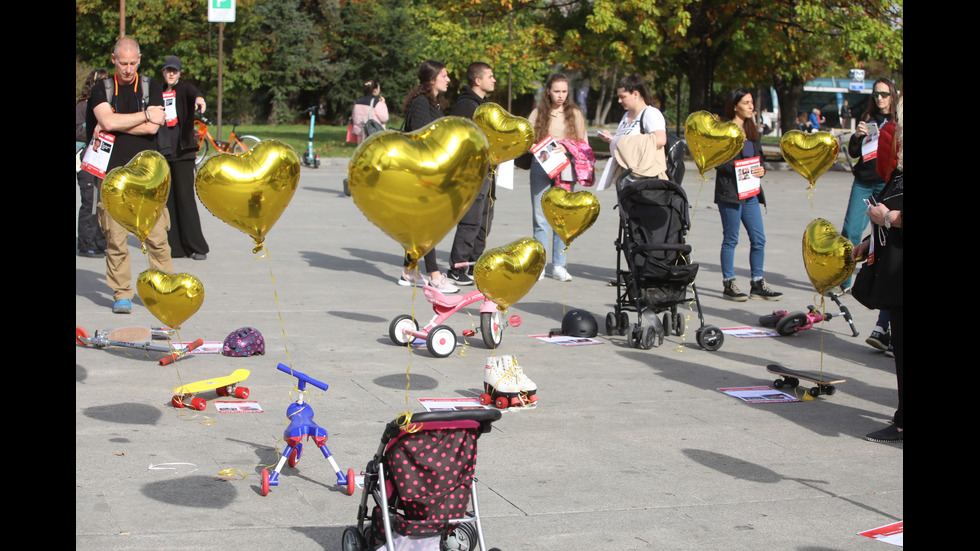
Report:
734,156,761,199
531,135,570,178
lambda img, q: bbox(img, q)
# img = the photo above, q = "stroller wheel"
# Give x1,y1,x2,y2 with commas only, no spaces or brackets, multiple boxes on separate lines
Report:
697,326,724,351
442,522,478,551
618,312,630,336
672,313,685,336
640,325,658,349
342,526,367,551
605,312,617,336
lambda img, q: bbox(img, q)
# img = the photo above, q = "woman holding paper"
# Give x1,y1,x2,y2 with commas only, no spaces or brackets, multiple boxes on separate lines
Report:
527,73,586,281
714,88,781,302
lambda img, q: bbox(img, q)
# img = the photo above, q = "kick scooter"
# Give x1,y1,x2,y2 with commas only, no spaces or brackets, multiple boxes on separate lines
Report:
301,105,321,168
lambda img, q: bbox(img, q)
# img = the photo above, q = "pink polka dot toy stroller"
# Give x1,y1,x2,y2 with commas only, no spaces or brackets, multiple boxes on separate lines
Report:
342,409,502,551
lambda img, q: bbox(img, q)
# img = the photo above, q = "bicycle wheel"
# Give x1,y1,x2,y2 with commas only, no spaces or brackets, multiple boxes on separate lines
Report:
195,139,210,167
232,135,261,154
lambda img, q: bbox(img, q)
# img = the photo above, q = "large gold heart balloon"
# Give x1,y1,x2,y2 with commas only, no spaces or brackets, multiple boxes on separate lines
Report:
136,268,205,329
348,117,490,266
802,219,855,295
780,130,839,187
685,111,745,175
472,102,534,165
101,150,171,242
474,238,546,311
541,187,600,247
195,139,300,252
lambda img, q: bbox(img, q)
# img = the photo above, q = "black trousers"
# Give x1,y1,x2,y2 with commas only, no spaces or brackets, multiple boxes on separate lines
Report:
77,169,107,253
166,158,209,257
449,177,494,270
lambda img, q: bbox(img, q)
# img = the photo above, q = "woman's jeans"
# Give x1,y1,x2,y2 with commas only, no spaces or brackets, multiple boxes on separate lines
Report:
841,177,886,287
718,196,765,281
529,162,566,267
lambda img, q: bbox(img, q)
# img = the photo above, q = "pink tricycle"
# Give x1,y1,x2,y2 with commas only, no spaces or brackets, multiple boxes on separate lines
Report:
388,284,515,358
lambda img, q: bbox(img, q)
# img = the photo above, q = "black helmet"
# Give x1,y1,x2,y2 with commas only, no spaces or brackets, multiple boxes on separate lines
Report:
561,309,598,337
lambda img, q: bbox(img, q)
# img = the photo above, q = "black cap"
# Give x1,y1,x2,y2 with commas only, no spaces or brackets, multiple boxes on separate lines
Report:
163,55,181,72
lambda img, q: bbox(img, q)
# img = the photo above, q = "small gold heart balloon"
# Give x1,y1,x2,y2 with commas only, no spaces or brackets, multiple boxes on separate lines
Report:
780,130,840,187
472,102,534,165
101,150,171,242
195,139,300,252
802,219,855,295
348,117,490,267
541,187,600,247
136,268,205,329
685,111,745,175
474,238,546,311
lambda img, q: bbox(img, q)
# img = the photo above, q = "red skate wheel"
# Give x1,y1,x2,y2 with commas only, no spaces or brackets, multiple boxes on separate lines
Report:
171,395,186,408
235,386,250,399
216,386,229,397
191,397,207,411
478,394,492,406
494,396,509,409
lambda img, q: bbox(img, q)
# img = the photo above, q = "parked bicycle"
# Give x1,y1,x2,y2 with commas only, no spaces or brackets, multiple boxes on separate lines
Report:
194,114,260,166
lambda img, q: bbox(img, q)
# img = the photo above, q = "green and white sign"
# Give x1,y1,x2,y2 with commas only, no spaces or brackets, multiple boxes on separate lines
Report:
208,0,236,23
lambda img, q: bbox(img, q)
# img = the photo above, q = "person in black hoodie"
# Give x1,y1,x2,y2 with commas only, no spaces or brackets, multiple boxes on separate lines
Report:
447,62,497,285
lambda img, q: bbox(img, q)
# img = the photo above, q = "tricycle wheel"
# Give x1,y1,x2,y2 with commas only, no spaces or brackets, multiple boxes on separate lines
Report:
389,314,418,345
261,469,271,496
426,325,457,358
481,311,503,349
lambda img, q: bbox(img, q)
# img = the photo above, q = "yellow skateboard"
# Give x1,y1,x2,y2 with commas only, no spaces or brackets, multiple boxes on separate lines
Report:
172,369,250,411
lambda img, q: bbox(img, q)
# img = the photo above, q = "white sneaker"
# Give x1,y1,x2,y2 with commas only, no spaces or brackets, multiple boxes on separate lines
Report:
427,276,460,294
553,266,572,282
397,271,428,287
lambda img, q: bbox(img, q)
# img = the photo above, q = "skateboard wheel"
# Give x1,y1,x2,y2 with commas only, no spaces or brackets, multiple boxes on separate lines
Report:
773,379,784,389
808,387,820,397
235,386,250,399
172,395,186,408
216,386,229,397
191,397,207,411
825,385,837,396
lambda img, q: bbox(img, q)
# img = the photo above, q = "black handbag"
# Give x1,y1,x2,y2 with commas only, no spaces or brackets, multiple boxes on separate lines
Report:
851,261,878,309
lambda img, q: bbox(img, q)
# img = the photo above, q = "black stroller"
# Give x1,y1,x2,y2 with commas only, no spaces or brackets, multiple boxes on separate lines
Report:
605,169,724,351
342,409,502,551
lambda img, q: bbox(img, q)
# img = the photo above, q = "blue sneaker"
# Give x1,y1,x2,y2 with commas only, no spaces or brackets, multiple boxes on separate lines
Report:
112,299,132,314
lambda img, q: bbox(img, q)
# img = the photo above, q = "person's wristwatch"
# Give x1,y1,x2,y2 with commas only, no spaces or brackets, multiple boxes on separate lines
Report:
883,209,892,229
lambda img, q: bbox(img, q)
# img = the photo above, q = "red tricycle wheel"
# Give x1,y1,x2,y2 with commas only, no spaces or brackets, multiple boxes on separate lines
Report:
261,469,270,496
347,468,357,496
288,447,300,468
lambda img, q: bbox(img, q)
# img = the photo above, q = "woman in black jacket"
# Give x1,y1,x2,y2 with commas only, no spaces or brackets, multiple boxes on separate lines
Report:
714,88,781,301
159,55,209,260
396,59,458,293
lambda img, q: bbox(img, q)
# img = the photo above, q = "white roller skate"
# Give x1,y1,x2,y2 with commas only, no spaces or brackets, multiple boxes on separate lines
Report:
480,355,537,409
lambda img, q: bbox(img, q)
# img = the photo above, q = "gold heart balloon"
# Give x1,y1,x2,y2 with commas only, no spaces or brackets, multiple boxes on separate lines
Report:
136,268,205,329
472,102,534,165
474,238,546,311
780,130,840,187
195,139,300,253
101,150,171,243
802,219,855,295
348,117,490,267
685,111,745,175
541,187,600,247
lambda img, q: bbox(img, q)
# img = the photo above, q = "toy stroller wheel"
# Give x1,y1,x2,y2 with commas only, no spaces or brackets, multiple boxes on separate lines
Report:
697,326,724,352
481,311,503,349
191,397,207,411
493,395,509,409
442,522,478,551
342,527,366,551
605,312,617,336
76,326,90,346
389,315,418,345
235,386,249,399
347,468,357,496
288,447,301,468
627,325,640,348
618,312,630,336
261,469,270,496
478,393,492,406
759,312,783,328
776,312,808,336
426,325,457,358
662,314,671,335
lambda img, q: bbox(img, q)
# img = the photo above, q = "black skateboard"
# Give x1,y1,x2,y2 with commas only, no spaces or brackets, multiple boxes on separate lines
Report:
766,364,845,397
